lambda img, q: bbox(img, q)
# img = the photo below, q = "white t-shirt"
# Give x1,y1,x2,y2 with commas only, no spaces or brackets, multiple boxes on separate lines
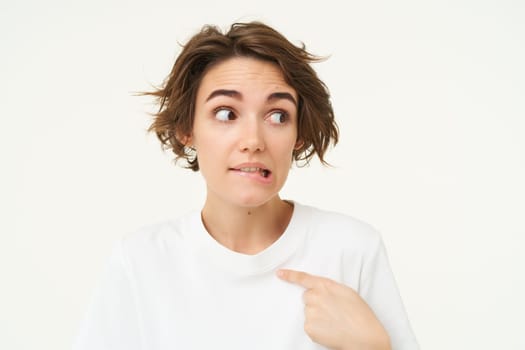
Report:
73,202,419,349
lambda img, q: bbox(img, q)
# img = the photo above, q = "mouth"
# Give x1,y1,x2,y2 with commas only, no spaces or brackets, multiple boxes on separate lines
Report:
229,166,272,179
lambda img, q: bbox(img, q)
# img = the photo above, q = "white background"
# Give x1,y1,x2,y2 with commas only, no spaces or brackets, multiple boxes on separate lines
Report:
1,0,524,349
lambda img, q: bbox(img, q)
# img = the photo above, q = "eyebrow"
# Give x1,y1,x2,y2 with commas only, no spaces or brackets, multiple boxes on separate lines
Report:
205,89,297,106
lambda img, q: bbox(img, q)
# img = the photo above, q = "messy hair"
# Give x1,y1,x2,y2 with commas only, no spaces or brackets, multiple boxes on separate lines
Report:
144,21,339,171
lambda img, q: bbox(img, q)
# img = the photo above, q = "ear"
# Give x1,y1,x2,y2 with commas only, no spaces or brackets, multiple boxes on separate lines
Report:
178,133,193,148
294,139,304,150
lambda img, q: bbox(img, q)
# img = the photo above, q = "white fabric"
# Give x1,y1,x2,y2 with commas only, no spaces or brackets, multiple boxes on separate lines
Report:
73,202,419,349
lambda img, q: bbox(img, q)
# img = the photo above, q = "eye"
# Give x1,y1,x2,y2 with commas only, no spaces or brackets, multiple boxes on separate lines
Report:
214,108,236,122
267,111,288,124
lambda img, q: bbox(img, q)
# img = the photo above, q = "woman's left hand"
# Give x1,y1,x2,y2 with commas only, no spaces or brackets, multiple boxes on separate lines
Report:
277,269,391,350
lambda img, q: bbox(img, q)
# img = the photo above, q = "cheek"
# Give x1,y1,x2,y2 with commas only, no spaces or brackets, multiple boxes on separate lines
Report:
193,135,229,172
195,141,218,164
192,126,220,152
272,139,297,165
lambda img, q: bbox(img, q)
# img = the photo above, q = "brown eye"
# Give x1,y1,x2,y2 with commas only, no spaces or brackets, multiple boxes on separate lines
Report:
215,108,236,121
268,111,288,124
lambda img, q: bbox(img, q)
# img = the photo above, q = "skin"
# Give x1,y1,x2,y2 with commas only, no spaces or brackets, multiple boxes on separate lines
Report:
278,269,392,350
187,56,300,254
186,56,391,349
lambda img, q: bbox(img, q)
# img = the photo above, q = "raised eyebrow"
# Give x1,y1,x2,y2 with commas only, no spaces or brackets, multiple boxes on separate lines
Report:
205,89,297,106
206,89,241,102
268,92,297,106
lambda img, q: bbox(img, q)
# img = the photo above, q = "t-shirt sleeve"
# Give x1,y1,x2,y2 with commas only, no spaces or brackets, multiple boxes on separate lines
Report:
359,232,420,350
72,239,142,350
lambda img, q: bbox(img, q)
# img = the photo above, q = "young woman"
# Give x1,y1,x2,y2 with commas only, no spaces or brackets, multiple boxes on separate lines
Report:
73,22,419,350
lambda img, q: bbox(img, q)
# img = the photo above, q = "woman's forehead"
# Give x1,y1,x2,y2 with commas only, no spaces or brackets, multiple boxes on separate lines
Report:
197,56,297,100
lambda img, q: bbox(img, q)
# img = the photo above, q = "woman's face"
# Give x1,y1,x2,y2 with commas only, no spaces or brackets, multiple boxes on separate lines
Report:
188,56,300,208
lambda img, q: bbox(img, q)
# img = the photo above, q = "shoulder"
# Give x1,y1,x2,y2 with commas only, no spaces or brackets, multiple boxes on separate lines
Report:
296,202,383,252
117,210,198,260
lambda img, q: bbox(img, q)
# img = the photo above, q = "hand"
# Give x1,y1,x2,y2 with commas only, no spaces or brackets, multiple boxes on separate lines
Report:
277,269,391,350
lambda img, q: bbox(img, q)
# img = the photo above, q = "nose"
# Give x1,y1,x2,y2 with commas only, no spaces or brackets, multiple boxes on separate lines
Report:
238,117,265,153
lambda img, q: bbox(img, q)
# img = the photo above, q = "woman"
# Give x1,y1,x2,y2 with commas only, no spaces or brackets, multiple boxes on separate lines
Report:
73,22,419,350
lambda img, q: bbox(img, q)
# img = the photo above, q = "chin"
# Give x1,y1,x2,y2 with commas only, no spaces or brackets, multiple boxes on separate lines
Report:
229,191,279,209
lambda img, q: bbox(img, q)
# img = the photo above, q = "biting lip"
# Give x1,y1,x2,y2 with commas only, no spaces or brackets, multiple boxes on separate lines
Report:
229,162,272,179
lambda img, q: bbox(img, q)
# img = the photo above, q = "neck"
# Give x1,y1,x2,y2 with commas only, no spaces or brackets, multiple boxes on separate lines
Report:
201,196,294,255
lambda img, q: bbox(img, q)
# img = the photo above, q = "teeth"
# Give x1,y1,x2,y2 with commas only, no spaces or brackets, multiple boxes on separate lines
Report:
237,167,270,178
239,167,260,172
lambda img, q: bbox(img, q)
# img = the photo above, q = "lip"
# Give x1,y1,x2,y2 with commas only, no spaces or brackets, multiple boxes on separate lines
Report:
229,162,272,184
230,162,270,171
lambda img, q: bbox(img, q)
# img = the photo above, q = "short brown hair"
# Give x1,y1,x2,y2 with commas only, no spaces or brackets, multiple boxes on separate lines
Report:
144,21,339,171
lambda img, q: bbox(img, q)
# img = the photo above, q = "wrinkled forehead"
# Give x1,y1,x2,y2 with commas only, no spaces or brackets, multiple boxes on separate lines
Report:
196,56,298,102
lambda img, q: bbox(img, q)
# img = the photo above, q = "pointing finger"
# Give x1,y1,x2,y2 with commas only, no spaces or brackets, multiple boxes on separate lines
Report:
277,269,322,289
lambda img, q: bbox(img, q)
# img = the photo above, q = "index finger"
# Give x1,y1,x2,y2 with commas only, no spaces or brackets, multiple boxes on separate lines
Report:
277,269,323,289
